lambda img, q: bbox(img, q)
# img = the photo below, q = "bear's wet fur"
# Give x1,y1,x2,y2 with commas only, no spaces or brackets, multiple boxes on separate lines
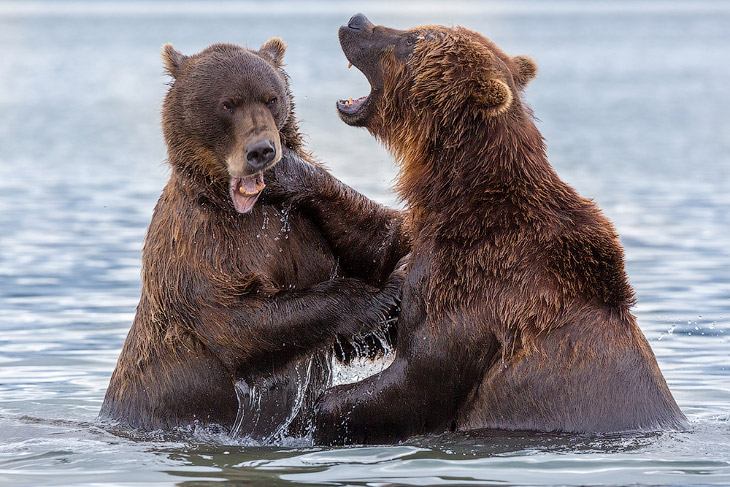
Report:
100,39,409,437
310,15,686,444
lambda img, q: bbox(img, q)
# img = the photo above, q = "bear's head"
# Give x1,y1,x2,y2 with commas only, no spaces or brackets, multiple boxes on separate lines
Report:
336,14,537,164
161,39,296,213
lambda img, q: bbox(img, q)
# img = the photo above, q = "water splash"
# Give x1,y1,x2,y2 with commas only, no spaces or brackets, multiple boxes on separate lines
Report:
260,207,270,231
229,321,396,444
332,321,396,386
230,355,326,444
230,380,262,438
265,357,313,444
279,203,292,240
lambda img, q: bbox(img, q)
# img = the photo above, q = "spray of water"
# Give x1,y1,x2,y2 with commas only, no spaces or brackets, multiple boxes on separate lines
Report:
228,319,396,444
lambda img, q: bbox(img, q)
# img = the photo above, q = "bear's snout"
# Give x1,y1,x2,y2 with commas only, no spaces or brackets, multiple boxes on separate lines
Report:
346,13,372,31
246,139,277,170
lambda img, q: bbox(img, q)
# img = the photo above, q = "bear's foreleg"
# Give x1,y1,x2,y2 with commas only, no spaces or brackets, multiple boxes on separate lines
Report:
193,272,404,379
266,149,411,286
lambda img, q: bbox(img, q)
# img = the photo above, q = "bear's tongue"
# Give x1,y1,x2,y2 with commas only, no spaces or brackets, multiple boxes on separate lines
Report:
229,172,265,214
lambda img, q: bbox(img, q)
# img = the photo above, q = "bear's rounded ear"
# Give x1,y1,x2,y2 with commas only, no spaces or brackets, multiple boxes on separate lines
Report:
513,55,537,87
161,43,187,79
475,78,513,115
259,37,287,67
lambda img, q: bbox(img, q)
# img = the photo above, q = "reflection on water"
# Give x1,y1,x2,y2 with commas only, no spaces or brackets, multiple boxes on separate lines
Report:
0,1,729,486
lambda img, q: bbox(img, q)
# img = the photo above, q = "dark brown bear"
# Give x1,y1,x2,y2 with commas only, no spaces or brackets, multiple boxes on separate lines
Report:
99,39,409,439
297,14,686,444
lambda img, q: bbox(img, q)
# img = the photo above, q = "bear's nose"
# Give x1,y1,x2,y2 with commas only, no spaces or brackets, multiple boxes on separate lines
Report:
347,13,370,30
245,139,276,170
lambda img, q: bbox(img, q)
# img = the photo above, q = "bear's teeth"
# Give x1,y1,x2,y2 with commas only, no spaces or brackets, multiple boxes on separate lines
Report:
239,186,262,196
348,62,352,69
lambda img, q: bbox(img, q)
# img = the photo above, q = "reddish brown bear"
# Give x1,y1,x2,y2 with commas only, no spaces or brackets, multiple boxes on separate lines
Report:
288,14,687,444
99,39,409,438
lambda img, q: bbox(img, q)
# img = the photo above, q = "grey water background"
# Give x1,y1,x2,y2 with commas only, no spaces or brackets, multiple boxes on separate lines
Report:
1,0,729,485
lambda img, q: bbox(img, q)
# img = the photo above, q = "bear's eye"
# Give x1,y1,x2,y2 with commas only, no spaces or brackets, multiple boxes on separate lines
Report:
221,101,234,113
406,35,417,46
267,97,278,107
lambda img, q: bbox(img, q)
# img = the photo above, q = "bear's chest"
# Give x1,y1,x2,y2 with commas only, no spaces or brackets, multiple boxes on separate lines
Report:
240,205,339,290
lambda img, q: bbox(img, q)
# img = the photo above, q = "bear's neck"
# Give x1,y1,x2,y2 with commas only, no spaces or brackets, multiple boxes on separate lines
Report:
395,110,575,239
165,142,230,212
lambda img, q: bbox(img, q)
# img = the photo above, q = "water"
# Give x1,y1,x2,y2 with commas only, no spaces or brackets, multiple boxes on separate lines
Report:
1,1,729,485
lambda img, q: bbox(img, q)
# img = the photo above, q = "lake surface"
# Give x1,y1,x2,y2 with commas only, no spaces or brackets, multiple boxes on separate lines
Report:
1,1,729,485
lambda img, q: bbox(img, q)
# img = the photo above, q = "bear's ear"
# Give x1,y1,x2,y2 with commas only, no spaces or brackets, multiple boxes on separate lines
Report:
513,55,537,87
474,78,513,115
161,43,187,79
259,37,287,67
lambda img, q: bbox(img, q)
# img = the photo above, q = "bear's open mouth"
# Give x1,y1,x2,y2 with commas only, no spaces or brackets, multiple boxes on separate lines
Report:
336,59,378,125
337,95,369,115
229,172,265,214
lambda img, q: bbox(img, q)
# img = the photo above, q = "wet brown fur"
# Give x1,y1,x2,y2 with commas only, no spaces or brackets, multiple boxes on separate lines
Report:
100,40,408,435
312,21,686,444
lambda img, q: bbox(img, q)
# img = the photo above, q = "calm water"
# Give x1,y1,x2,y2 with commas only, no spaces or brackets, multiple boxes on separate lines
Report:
1,1,729,486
